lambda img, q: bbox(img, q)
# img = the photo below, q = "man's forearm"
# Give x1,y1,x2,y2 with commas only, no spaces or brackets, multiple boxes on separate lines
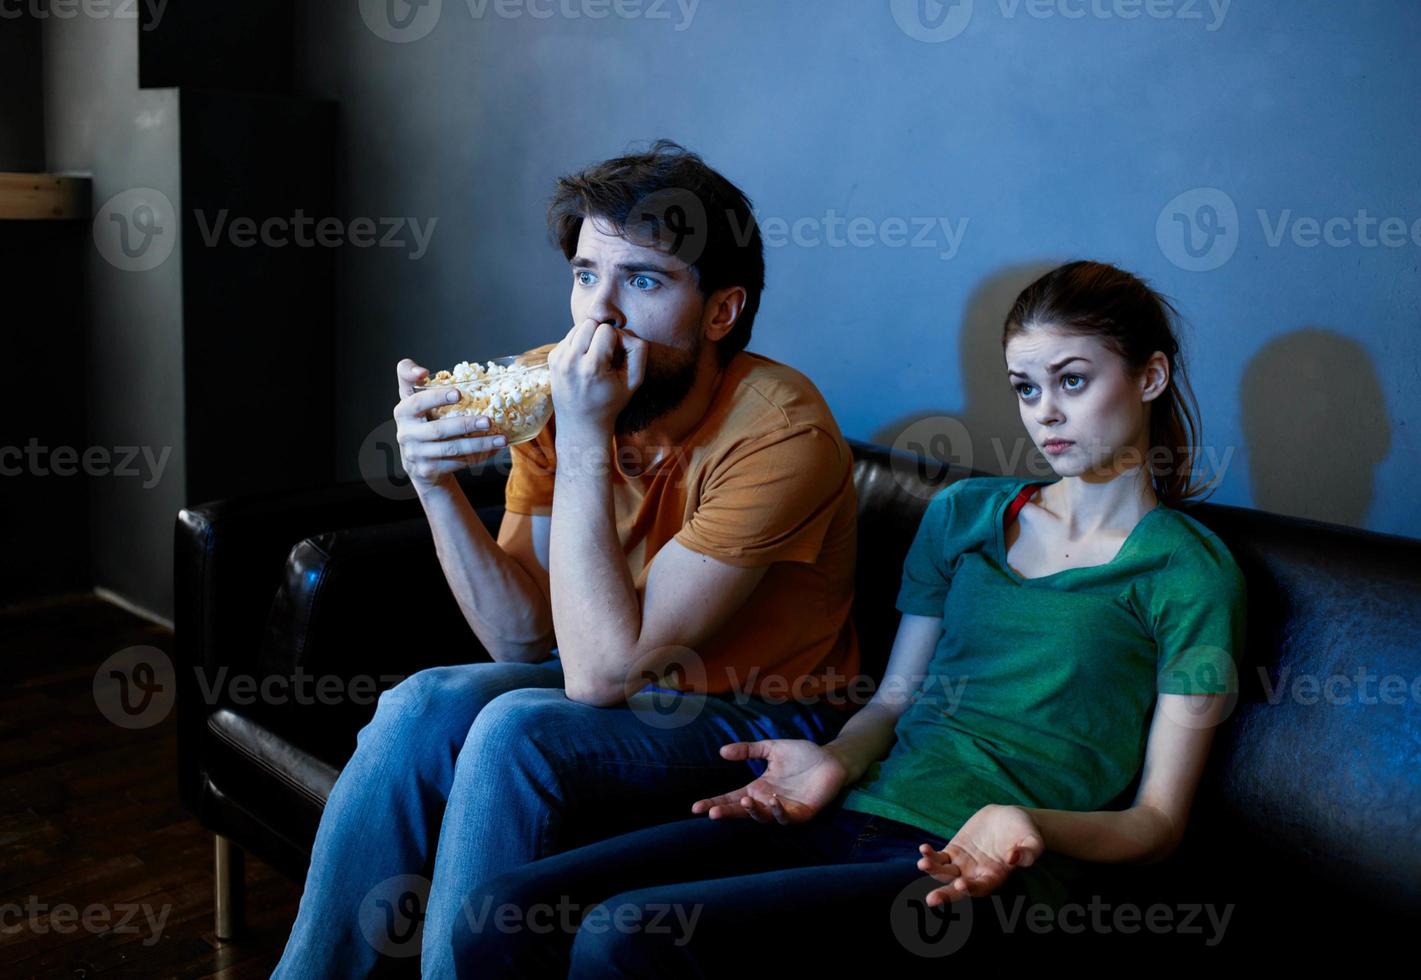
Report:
417,482,553,662
1023,804,1179,865
549,435,642,703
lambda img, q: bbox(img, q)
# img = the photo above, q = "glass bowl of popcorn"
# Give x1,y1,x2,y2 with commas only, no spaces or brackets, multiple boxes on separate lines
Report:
414,347,553,446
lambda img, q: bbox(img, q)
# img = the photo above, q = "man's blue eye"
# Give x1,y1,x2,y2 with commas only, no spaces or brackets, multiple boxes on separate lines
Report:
630,274,656,290
575,270,595,286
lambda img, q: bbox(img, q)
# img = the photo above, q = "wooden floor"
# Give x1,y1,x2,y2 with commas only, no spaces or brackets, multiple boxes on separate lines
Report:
0,594,303,979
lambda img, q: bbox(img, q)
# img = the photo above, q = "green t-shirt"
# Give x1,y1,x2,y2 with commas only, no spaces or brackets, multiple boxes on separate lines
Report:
841,475,1246,910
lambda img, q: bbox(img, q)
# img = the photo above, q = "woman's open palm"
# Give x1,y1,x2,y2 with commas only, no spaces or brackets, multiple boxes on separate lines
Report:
690,740,850,824
916,804,1045,906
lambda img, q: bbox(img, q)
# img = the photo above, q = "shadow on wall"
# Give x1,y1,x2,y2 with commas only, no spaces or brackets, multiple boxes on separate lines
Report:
869,262,1061,479
1241,328,1390,528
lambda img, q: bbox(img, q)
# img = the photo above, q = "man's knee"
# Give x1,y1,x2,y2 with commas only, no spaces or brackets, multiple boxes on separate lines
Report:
462,687,580,762
358,664,548,753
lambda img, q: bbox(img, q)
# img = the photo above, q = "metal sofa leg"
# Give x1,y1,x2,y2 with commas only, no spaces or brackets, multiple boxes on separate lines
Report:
214,834,247,940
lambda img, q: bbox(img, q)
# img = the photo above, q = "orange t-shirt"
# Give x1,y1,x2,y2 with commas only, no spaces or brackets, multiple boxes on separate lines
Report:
503,349,860,705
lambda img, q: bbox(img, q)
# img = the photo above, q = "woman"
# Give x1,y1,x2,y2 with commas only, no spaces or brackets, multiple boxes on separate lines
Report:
447,260,1247,974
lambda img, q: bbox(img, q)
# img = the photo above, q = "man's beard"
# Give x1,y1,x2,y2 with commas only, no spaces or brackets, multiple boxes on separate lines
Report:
614,332,702,437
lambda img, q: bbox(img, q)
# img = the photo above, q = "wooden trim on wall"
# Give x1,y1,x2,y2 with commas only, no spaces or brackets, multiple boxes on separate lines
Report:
0,172,91,220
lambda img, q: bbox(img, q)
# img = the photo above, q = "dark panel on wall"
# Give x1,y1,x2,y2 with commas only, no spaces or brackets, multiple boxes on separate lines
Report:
179,88,336,505
0,221,92,601
0,9,45,171
141,0,295,94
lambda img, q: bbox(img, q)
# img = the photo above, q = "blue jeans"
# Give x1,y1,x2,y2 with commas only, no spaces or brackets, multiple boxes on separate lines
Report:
453,807,1057,976
270,653,847,978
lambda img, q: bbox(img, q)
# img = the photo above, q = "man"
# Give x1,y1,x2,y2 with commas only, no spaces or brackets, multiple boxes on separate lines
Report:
272,140,860,979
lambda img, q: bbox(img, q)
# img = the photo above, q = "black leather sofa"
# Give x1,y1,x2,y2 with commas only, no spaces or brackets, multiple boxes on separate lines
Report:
174,438,1421,958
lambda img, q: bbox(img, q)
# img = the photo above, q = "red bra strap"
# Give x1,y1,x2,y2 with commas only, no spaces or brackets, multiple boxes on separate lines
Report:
1004,484,1038,528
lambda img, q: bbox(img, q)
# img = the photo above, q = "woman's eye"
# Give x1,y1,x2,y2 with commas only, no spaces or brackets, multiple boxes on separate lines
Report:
630,274,657,290
574,270,595,286
1014,383,1037,399
1062,374,1086,391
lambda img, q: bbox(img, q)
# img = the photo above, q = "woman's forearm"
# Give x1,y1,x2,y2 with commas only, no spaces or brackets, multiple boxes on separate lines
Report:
1023,803,1179,865
823,701,903,783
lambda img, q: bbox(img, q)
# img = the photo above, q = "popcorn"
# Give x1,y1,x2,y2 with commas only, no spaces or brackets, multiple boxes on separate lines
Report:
419,351,553,445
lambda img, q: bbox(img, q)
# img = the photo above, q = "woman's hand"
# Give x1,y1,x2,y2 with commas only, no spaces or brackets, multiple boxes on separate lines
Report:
917,804,1045,906
690,740,851,824
393,358,507,494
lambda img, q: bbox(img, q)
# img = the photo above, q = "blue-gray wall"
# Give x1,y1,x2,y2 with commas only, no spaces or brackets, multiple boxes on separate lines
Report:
298,0,1420,539
44,10,185,622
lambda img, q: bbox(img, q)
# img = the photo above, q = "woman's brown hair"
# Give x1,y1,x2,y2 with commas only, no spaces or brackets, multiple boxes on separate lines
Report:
1002,260,1216,506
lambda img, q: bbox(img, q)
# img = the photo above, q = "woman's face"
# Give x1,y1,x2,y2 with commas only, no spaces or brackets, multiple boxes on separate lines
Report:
1004,323,1166,482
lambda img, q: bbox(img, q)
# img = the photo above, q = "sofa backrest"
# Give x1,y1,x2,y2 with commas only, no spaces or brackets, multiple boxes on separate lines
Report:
843,437,1421,916
846,438,960,683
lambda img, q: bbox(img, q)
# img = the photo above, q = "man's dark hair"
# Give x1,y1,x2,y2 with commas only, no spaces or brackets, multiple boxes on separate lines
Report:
547,139,765,367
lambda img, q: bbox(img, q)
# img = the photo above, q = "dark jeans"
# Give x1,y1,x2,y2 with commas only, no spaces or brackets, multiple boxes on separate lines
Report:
452,806,1065,977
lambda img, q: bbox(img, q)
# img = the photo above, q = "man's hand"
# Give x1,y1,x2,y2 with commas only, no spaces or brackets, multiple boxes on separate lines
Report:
547,319,649,438
689,740,851,824
393,358,507,494
916,804,1045,906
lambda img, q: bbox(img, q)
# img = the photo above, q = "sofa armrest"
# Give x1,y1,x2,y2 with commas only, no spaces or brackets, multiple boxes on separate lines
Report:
260,506,506,685
173,458,511,810
174,461,509,676
229,505,507,755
